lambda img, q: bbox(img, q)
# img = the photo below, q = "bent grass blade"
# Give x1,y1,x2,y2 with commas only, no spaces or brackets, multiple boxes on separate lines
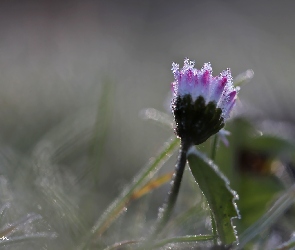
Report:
92,171,174,239
78,137,179,249
0,233,57,247
235,184,295,250
151,234,215,249
131,171,173,200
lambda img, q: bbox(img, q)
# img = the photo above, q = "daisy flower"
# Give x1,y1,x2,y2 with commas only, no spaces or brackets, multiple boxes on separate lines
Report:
171,58,239,145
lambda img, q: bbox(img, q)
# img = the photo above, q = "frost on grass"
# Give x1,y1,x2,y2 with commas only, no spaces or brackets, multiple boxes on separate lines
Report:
0,112,98,249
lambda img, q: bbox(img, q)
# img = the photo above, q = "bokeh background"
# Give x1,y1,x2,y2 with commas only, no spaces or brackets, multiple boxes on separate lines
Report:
2,0,295,158
0,1,295,249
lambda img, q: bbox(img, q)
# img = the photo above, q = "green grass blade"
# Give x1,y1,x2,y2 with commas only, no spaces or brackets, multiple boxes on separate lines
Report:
79,137,180,249
103,240,139,250
103,235,214,250
152,235,215,249
0,233,57,247
0,203,9,225
88,78,114,183
236,184,295,250
160,203,205,237
187,147,239,245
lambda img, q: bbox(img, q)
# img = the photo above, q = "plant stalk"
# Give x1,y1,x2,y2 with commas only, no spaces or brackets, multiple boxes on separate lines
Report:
150,139,191,239
210,135,218,245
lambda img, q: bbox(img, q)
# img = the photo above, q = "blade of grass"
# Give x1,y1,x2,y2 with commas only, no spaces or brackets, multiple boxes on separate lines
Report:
111,235,214,250
0,203,9,225
41,186,87,234
78,137,179,249
0,233,57,247
131,171,173,200
0,213,42,238
103,240,140,250
73,78,114,184
88,78,114,184
235,184,295,249
151,235,215,249
159,203,206,238
87,171,174,241
103,235,214,250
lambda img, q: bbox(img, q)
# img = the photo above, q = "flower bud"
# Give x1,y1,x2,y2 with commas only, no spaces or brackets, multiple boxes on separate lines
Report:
171,58,239,145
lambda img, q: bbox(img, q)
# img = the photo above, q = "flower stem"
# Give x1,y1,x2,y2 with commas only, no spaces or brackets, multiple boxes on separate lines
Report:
150,139,191,239
210,135,218,245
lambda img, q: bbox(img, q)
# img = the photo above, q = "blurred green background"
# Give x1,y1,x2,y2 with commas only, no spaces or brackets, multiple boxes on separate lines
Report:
0,1,295,249
1,0,295,154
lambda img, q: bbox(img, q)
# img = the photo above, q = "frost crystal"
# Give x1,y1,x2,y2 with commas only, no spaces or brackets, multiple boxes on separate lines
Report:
171,58,239,145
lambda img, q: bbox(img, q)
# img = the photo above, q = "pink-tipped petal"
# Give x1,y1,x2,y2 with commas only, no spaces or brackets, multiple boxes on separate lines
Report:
209,76,228,104
170,58,242,145
221,91,237,118
200,70,210,101
227,90,237,103
171,58,239,121
202,70,210,85
223,98,236,119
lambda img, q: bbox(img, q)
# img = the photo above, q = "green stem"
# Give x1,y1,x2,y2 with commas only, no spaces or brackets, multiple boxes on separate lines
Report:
210,135,218,245
150,139,191,239
210,210,217,246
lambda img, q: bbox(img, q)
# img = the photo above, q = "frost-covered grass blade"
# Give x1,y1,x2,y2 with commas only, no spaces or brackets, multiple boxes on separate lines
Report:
151,234,215,249
78,137,179,249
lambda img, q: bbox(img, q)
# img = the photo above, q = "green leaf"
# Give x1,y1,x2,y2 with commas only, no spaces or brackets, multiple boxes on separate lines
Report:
223,120,289,231
187,147,239,245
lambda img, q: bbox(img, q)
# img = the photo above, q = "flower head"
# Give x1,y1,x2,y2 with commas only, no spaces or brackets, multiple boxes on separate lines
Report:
171,58,239,145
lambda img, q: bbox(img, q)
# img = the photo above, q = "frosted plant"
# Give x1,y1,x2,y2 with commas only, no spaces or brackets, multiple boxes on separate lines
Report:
151,58,240,240
171,58,239,145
